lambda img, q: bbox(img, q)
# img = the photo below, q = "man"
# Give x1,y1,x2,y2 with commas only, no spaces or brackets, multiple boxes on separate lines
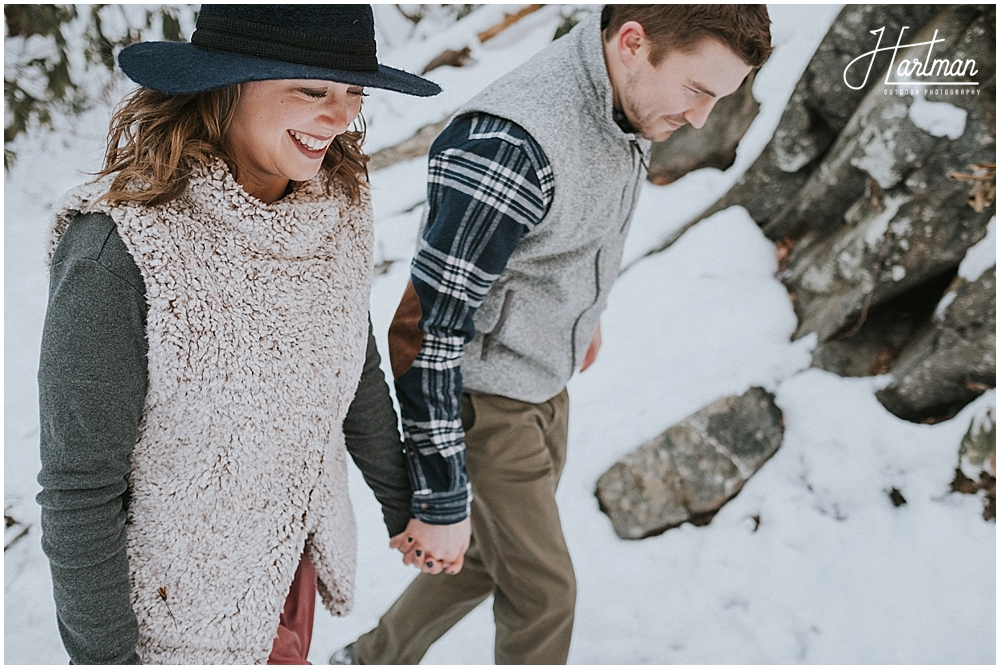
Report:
335,5,772,664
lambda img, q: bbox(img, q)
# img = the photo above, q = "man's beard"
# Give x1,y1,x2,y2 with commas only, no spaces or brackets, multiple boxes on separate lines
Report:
620,77,686,142
622,103,685,142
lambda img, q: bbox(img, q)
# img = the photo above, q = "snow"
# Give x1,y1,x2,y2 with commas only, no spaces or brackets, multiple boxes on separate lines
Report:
934,215,996,321
363,4,566,153
851,124,902,190
863,194,908,248
4,4,995,666
908,94,969,140
934,290,959,321
959,215,997,282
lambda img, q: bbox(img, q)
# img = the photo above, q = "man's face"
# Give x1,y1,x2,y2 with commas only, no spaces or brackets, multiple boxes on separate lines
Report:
618,39,752,142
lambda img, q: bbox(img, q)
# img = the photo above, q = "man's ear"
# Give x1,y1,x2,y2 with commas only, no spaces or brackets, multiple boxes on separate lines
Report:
616,21,646,68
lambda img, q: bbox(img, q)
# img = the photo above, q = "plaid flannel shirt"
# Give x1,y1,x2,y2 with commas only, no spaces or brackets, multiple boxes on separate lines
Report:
396,113,554,524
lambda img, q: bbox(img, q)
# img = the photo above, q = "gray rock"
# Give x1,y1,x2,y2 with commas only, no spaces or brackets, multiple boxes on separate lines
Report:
876,267,996,422
779,7,994,344
807,270,955,378
596,388,783,539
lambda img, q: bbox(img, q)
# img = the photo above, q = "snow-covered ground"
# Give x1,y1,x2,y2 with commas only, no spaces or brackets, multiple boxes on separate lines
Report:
4,4,995,665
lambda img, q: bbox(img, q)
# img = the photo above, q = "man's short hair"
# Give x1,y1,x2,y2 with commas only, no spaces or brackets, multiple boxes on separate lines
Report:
601,4,773,68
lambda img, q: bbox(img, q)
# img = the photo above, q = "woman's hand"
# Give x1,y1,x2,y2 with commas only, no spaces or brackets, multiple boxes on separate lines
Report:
390,517,471,575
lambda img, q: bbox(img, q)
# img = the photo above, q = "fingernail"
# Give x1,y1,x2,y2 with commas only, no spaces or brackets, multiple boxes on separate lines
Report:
416,550,422,557
426,561,434,568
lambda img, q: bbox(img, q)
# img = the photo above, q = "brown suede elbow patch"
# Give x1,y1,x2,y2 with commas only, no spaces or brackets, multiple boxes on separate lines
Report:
388,280,424,378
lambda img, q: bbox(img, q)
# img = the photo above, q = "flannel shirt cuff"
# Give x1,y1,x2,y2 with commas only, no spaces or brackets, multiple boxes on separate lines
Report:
410,485,471,525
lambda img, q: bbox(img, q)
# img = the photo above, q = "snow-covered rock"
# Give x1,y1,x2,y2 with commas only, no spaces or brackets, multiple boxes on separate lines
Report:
876,266,996,422
596,388,784,539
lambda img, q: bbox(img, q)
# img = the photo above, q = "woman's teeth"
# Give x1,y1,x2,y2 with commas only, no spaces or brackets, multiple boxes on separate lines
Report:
290,131,330,152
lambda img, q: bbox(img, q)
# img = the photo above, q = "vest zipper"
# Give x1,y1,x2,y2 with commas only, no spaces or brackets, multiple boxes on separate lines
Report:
622,139,647,233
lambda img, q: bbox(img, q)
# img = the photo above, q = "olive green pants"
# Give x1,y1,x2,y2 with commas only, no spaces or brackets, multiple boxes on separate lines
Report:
357,389,574,664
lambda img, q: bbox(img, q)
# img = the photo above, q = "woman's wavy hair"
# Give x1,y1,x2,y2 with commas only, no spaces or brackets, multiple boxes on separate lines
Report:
95,85,369,208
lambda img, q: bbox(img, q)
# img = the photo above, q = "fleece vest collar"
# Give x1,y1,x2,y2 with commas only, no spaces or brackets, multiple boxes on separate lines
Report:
51,161,374,664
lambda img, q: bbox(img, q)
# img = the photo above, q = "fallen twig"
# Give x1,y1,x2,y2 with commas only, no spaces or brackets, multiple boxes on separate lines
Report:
477,5,544,43
4,513,30,551
421,46,473,75
368,116,453,172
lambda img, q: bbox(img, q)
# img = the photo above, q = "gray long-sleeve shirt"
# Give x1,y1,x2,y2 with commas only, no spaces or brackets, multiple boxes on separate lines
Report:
36,212,410,664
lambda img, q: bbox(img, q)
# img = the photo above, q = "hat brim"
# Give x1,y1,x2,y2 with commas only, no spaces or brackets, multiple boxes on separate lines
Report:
118,42,441,97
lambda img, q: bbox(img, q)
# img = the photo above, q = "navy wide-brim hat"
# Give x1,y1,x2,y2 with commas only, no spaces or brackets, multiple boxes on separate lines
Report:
118,4,440,97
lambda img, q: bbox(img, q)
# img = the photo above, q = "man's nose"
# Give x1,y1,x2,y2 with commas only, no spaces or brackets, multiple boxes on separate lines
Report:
684,98,716,130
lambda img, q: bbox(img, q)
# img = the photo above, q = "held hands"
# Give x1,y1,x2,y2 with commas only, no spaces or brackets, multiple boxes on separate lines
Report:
390,517,471,575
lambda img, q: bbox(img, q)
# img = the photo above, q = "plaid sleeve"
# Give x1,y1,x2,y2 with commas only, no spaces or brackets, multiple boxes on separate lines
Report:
393,113,554,524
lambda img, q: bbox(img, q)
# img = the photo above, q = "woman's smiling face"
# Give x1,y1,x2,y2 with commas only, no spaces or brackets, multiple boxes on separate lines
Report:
226,79,366,203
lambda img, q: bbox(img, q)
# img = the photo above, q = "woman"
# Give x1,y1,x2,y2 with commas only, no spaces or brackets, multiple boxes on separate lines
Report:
36,5,441,664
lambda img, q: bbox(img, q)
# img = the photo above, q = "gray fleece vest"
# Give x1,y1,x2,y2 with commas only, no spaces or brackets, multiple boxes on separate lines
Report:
458,12,649,403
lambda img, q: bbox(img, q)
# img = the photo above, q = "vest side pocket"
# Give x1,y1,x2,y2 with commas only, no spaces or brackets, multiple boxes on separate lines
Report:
480,289,515,361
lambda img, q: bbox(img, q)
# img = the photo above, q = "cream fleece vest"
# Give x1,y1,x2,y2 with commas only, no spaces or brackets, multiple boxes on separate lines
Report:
50,160,373,664
457,12,650,402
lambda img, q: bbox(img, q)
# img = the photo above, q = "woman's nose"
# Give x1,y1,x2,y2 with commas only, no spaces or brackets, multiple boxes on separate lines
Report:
318,98,356,134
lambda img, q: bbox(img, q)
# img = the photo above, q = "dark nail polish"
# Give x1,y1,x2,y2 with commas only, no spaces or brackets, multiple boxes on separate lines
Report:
426,561,434,568
415,550,422,557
